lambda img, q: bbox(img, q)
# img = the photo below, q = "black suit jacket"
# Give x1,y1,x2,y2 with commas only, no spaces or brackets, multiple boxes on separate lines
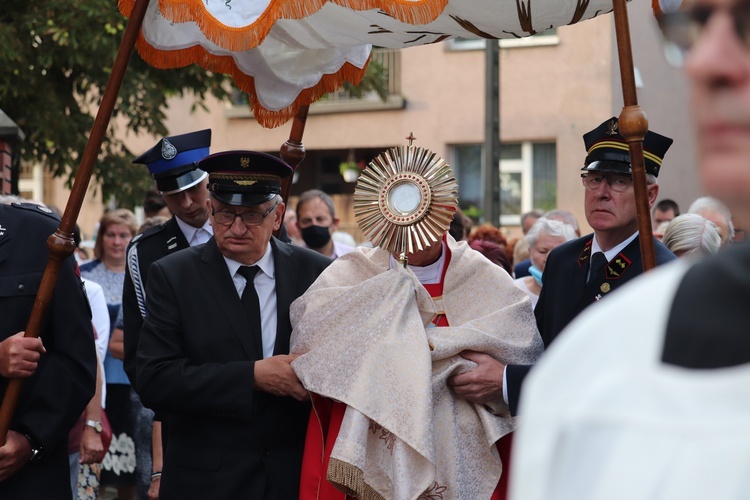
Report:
136,237,330,499
506,234,676,414
122,217,189,387
0,204,96,499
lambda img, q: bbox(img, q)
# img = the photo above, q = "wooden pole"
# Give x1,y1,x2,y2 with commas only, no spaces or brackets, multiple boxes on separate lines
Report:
612,0,656,271
276,105,310,237
0,0,151,444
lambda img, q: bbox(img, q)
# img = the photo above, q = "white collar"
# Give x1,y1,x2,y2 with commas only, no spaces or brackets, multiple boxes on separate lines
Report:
175,216,213,245
223,242,275,280
389,240,447,285
592,231,638,262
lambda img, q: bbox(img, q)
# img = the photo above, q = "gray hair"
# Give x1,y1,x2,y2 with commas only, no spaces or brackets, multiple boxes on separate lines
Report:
688,196,735,242
662,213,721,258
526,217,578,250
543,209,580,234
296,189,335,218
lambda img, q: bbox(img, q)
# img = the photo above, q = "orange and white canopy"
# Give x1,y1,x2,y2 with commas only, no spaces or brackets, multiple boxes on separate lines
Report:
120,0,628,127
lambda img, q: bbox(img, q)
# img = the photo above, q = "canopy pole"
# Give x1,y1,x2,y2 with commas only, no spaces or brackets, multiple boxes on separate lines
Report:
276,105,309,237
612,0,656,271
0,0,151,445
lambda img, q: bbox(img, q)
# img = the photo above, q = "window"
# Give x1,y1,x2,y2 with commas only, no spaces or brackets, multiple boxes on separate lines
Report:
451,141,557,226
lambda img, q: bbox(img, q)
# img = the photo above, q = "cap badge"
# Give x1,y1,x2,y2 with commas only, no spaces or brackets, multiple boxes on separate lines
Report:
606,119,618,136
161,139,177,160
234,180,258,186
37,205,52,214
240,157,251,169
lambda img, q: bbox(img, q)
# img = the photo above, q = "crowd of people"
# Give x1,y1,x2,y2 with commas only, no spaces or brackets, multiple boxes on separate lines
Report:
0,0,748,497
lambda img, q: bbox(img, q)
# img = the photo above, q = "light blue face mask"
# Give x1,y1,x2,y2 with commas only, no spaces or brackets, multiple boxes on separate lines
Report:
528,265,543,286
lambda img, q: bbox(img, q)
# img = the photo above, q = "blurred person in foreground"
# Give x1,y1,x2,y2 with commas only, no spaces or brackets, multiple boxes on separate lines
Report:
0,202,96,498
136,151,330,499
511,2,750,499
513,218,578,308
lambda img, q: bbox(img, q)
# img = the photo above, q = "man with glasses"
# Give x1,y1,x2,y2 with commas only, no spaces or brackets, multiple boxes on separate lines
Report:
135,151,330,499
499,117,675,415
510,2,750,498
535,116,676,347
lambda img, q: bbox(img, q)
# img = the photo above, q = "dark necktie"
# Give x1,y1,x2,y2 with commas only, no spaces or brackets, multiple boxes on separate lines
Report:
588,252,608,285
237,265,263,353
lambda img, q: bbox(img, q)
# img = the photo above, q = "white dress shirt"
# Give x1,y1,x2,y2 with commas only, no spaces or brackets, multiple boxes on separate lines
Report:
223,243,277,359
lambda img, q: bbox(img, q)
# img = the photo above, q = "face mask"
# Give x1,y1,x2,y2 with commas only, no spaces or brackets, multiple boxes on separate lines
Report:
301,225,332,249
528,265,543,286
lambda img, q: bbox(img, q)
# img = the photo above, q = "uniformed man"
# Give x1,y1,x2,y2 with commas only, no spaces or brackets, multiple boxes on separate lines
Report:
136,150,331,499
122,129,213,385
121,129,212,498
0,202,96,497
450,117,677,416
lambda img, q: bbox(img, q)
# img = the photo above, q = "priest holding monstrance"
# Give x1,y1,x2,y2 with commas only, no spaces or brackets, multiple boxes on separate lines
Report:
290,139,543,500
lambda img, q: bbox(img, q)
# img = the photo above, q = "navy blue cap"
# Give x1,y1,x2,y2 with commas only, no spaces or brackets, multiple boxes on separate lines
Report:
133,129,211,194
198,150,293,207
582,117,673,177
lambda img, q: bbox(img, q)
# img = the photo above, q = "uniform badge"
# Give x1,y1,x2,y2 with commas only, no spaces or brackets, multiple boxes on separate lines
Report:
605,253,632,280
37,205,52,214
578,240,592,267
167,236,177,250
161,138,177,160
0,224,6,238
600,282,611,293
606,119,618,136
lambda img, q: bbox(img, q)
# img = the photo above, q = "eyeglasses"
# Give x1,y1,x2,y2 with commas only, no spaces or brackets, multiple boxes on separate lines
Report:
580,173,633,193
211,202,278,227
658,3,750,66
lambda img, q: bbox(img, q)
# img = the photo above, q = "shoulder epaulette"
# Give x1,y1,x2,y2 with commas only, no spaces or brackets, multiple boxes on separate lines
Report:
128,220,169,249
11,202,61,221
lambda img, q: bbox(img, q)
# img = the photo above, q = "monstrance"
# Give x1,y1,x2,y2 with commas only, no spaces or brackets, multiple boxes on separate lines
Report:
354,136,458,266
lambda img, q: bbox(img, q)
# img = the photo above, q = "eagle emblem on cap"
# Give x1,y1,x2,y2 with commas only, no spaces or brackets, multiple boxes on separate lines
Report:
606,119,618,136
240,157,251,169
161,138,177,160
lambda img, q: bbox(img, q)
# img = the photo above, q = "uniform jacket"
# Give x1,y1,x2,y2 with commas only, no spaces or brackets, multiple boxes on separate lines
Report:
122,217,189,386
506,233,675,415
0,204,96,499
136,237,330,500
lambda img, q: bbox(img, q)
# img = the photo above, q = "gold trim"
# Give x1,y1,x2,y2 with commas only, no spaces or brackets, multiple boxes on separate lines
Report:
327,458,385,500
588,141,663,166
209,173,280,182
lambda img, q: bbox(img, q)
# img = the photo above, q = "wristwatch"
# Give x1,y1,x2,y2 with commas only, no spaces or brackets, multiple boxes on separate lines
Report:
85,420,103,433
22,432,43,462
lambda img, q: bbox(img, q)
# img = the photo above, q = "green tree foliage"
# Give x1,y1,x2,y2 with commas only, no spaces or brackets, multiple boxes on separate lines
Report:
0,0,232,208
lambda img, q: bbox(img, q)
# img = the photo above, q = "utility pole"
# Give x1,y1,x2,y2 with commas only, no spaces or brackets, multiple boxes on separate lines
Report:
482,39,501,226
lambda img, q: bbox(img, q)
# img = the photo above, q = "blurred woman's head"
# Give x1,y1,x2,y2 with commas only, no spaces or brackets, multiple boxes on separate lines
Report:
94,208,138,262
526,218,577,271
662,213,721,258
